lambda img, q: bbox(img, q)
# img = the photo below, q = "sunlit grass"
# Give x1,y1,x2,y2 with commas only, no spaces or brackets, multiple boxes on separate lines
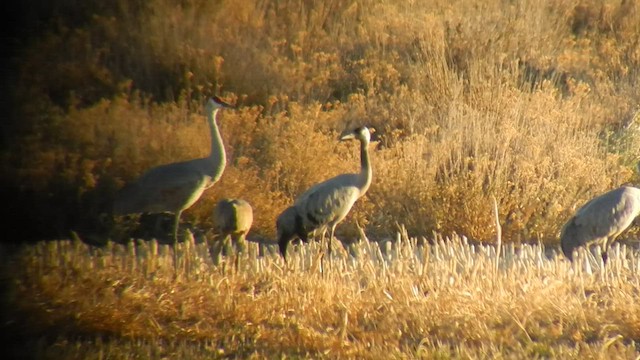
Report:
4,1,640,356
5,232,640,358
7,0,640,245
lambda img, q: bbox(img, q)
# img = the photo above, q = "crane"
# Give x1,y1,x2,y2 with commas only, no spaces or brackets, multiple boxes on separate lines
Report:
275,205,310,253
560,185,640,263
211,198,253,270
276,126,374,260
113,96,233,252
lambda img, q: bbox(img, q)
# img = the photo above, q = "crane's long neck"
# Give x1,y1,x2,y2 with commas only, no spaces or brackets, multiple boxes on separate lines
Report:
207,108,226,182
358,138,372,196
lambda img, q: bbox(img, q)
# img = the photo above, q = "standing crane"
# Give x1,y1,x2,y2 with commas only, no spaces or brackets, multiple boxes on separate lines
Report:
211,198,253,270
276,126,374,260
113,96,233,253
560,185,640,263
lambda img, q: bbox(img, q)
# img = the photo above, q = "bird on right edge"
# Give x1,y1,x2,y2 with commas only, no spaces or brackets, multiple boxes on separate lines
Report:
560,185,640,264
276,126,374,261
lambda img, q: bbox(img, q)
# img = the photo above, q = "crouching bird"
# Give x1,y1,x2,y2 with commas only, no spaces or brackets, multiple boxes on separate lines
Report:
560,185,640,264
212,198,253,270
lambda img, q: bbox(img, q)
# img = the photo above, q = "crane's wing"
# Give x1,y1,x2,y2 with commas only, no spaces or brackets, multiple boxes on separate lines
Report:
295,174,360,228
295,174,356,206
114,160,212,214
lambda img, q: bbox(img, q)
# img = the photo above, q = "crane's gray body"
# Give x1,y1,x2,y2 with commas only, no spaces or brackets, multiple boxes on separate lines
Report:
294,173,364,235
561,186,640,260
277,126,373,258
113,97,231,245
114,158,219,215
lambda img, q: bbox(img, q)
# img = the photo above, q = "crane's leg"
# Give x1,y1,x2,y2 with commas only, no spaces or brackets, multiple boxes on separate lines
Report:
601,238,613,266
207,234,224,266
329,225,336,258
219,234,232,274
172,211,182,273
328,225,337,266
239,233,248,273
234,235,240,274
153,215,163,238
173,211,181,244
236,232,247,254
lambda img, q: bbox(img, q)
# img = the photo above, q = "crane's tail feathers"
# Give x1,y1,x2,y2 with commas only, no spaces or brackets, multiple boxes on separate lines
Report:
112,184,141,215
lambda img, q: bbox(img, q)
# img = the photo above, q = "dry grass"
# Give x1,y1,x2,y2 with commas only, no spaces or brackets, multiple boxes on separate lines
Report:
6,0,640,245
4,233,640,358
3,1,640,355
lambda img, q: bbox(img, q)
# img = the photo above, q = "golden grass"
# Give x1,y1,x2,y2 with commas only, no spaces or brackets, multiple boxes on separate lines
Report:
4,233,640,358
6,0,640,245
4,1,640,354
11,88,636,244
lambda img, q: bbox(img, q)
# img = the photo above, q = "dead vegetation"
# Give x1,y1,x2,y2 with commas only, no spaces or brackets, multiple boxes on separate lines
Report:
4,234,640,358
5,0,640,245
3,0,640,356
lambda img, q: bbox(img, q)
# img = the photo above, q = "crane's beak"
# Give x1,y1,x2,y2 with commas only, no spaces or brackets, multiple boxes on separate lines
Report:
340,126,375,141
339,131,356,141
212,96,234,108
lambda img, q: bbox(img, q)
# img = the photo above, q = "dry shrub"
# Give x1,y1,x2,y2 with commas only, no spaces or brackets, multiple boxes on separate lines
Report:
5,0,640,245
17,86,628,243
369,58,633,244
15,0,639,109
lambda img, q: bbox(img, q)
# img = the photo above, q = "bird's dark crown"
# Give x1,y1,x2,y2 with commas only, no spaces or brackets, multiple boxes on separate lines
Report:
211,96,233,108
355,126,376,134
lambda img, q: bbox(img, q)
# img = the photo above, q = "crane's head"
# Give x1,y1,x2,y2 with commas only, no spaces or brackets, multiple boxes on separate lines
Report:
276,206,309,260
207,96,234,111
559,217,580,261
339,126,374,143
